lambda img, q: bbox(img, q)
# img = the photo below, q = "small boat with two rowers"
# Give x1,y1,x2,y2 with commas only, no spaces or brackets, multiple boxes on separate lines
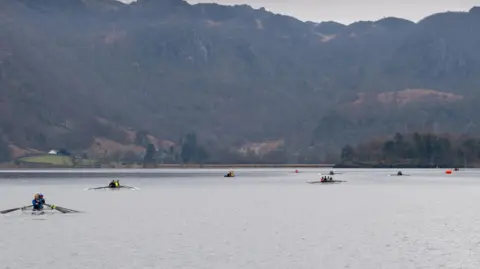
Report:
1,194,82,215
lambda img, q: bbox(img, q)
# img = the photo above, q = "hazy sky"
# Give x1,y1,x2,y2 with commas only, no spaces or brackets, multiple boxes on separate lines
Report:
119,0,480,24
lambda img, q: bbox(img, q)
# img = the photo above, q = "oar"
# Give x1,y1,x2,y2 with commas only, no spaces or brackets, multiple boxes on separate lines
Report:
48,205,80,213
0,207,22,214
120,185,139,190
86,185,138,191
46,204,82,214
86,186,110,190
0,205,32,214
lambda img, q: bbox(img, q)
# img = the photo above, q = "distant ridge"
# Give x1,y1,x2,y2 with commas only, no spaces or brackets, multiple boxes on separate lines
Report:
1,0,480,162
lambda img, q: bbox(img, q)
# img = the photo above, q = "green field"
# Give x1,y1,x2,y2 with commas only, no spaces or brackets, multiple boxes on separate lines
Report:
18,155,96,166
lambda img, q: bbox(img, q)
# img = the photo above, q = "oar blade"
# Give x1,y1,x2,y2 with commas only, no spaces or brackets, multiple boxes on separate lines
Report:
121,185,139,190
0,207,21,214
54,206,76,214
46,204,83,214
86,186,110,190
0,205,32,214
60,207,82,213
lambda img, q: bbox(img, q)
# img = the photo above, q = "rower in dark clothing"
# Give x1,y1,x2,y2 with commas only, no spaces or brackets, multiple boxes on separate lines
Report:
32,193,46,211
397,171,403,176
108,180,116,188
38,193,46,205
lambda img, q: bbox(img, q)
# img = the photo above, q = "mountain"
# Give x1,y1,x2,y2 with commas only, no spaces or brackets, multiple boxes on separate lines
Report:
1,0,480,162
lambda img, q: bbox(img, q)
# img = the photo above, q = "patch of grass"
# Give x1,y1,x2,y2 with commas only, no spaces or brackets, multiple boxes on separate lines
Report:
19,155,72,165
18,155,97,166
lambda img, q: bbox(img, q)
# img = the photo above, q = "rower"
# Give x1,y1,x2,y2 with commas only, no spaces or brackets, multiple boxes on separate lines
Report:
32,193,45,211
38,193,46,205
329,171,334,175
109,180,116,188
397,171,403,176
115,180,120,187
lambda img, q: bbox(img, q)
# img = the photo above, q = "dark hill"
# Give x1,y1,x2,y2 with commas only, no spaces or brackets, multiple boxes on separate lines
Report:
1,0,480,161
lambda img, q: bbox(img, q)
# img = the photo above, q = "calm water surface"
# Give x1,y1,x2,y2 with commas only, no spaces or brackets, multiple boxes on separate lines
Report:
2,168,480,268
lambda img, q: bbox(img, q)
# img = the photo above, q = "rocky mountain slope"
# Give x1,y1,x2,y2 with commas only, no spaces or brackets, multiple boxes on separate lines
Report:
1,0,480,161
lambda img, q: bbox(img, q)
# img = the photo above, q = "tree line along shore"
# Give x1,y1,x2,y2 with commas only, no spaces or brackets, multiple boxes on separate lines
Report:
2,132,479,168
337,132,480,168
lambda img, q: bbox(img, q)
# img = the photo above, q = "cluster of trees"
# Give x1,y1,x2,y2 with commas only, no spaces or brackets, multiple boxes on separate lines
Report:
340,132,480,167
140,132,209,167
0,138,10,163
180,133,209,164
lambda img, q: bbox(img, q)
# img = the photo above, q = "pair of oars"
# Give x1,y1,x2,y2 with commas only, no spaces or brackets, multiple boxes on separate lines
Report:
0,204,82,214
86,185,138,190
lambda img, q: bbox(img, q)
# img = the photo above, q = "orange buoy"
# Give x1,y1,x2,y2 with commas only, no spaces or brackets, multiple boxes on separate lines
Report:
445,170,452,174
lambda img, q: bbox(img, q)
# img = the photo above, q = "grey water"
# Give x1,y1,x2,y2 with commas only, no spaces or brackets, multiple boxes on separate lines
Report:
2,168,480,268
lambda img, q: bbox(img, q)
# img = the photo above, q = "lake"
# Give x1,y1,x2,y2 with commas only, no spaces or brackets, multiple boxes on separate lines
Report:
1,168,480,268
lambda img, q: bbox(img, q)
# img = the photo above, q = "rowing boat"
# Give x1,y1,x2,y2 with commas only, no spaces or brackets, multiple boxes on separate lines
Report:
1,204,82,215
307,180,345,184
86,185,139,190
21,208,56,215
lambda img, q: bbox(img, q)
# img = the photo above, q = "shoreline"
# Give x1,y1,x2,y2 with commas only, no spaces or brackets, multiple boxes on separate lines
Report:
0,163,335,169
2,162,471,169
333,164,467,168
